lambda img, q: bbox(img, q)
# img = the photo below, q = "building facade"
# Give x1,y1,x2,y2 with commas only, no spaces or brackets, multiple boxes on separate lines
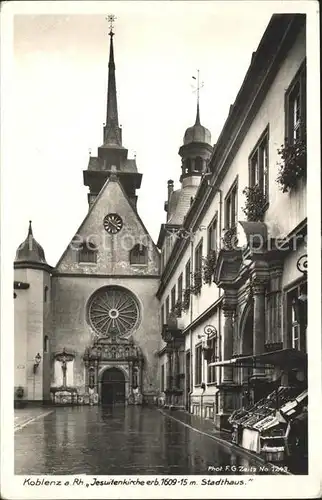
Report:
14,26,161,406
14,15,308,461
157,14,307,460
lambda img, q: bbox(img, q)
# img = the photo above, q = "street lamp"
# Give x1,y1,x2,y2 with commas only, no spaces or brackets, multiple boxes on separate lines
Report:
33,353,42,373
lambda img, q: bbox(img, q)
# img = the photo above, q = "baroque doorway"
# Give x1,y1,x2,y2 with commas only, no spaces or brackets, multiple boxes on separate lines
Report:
101,367,126,405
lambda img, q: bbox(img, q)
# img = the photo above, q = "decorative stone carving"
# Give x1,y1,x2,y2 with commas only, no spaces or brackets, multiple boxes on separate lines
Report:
83,340,143,362
213,248,243,288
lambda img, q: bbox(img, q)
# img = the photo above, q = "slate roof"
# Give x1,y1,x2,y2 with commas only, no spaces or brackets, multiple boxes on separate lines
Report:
167,186,197,225
15,221,48,265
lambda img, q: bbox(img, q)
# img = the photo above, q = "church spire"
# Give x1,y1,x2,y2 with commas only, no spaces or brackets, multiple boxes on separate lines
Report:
193,69,202,125
103,15,122,146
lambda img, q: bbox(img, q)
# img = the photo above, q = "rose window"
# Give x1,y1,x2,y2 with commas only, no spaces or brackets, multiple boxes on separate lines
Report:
88,286,139,336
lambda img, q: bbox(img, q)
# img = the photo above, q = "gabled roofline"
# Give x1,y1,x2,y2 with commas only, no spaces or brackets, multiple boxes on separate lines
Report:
55,174,160,270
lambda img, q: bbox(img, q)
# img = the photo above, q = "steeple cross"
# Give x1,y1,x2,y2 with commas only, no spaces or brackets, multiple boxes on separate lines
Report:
106,14,117,35
192,69,204,104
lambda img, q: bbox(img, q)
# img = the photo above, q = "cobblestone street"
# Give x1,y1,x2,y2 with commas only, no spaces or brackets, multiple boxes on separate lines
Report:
15,406,278,475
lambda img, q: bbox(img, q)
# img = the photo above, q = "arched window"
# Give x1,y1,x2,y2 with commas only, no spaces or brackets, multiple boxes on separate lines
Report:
78,240,97,263
195,156,203,172
185,159,192,174
44,286,49,302
44,335,49,353
130,244,148,265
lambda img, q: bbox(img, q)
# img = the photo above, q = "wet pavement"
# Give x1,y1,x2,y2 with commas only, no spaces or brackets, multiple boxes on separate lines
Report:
15,406,275,475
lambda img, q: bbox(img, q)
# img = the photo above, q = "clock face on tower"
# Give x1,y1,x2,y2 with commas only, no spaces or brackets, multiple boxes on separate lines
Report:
103,213,123,234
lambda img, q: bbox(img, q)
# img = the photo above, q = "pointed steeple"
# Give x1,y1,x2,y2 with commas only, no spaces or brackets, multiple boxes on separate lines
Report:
195,102,201,125
103,19,122,147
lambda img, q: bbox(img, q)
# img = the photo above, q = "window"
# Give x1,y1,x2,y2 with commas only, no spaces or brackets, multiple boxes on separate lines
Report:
160,304,165,326
165,296,170,322
43,335,49,353
171,285,176,311
195,344,202,386
285,62,306,144
208,216,218,253
287,281,307,353
44,286,49,303
161,364,165,392
185,159,192,174
249,129,269,200
178,274,183,303
225,182,238,229
130,244,147,265
195,156,203,172
185,260,191,289
78,241,97,263
207,337,218,383
195,240,203,273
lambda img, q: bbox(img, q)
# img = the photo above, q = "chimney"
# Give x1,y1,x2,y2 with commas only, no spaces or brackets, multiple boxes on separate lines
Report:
167,179,174,200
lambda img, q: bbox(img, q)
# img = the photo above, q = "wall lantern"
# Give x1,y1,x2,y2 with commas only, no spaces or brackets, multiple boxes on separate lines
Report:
33,353,42,373
198,325,218,361
296,254,307,275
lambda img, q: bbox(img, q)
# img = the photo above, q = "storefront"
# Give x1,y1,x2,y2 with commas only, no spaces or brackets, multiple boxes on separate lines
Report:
210,348,308,469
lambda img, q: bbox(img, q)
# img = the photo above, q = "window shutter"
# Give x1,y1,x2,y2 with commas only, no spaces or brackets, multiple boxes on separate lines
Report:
301,64,307,138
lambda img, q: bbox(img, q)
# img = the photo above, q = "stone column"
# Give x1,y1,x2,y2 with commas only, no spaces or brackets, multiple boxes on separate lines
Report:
222,308,235,383
269,263,283,346
94,360,99,393
252,281,267,377
173,349,179,388
166,350,172,390
84,360,89,393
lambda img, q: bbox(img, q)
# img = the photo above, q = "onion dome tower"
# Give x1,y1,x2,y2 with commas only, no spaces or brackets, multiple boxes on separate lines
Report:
160,72,214,238
179,72,213,184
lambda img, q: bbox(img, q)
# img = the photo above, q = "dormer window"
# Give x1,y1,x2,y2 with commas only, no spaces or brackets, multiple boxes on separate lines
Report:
78,240,98,264
130,244,148,265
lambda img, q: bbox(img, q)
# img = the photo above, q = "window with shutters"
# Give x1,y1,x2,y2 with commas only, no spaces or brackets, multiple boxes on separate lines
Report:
208,215,218,253
171,285,176,311
178,274,183,302
249,128,269,201
165,296,170,322
185,260,191,289
207,337,218,383
194,240,203,273
286,281,307,353
225,181,238,229
285,62,306,144
195,344,202,386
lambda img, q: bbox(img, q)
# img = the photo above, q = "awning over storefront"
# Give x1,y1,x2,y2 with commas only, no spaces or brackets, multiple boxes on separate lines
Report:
209,348,307,369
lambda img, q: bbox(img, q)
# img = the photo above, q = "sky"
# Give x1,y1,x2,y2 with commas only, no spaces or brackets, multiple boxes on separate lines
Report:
3,1,289,266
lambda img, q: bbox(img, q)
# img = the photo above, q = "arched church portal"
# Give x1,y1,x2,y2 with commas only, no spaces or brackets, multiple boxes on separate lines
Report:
100,367,126,405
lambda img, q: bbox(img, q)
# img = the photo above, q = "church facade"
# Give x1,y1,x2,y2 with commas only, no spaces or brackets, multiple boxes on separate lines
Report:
14,12,308,447
14,25,160,406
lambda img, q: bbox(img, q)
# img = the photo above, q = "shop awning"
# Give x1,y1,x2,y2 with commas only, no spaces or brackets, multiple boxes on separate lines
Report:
208,348,307,369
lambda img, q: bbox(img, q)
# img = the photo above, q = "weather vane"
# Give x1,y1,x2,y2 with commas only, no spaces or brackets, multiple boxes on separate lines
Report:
192,70,204,104
106,14,117,34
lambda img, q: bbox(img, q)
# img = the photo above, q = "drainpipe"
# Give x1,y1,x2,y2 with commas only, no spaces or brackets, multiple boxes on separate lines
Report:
209,186,223,385
189,235,194,413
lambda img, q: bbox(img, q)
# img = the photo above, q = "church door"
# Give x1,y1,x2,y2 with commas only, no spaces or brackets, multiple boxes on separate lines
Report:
101,367,126,405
